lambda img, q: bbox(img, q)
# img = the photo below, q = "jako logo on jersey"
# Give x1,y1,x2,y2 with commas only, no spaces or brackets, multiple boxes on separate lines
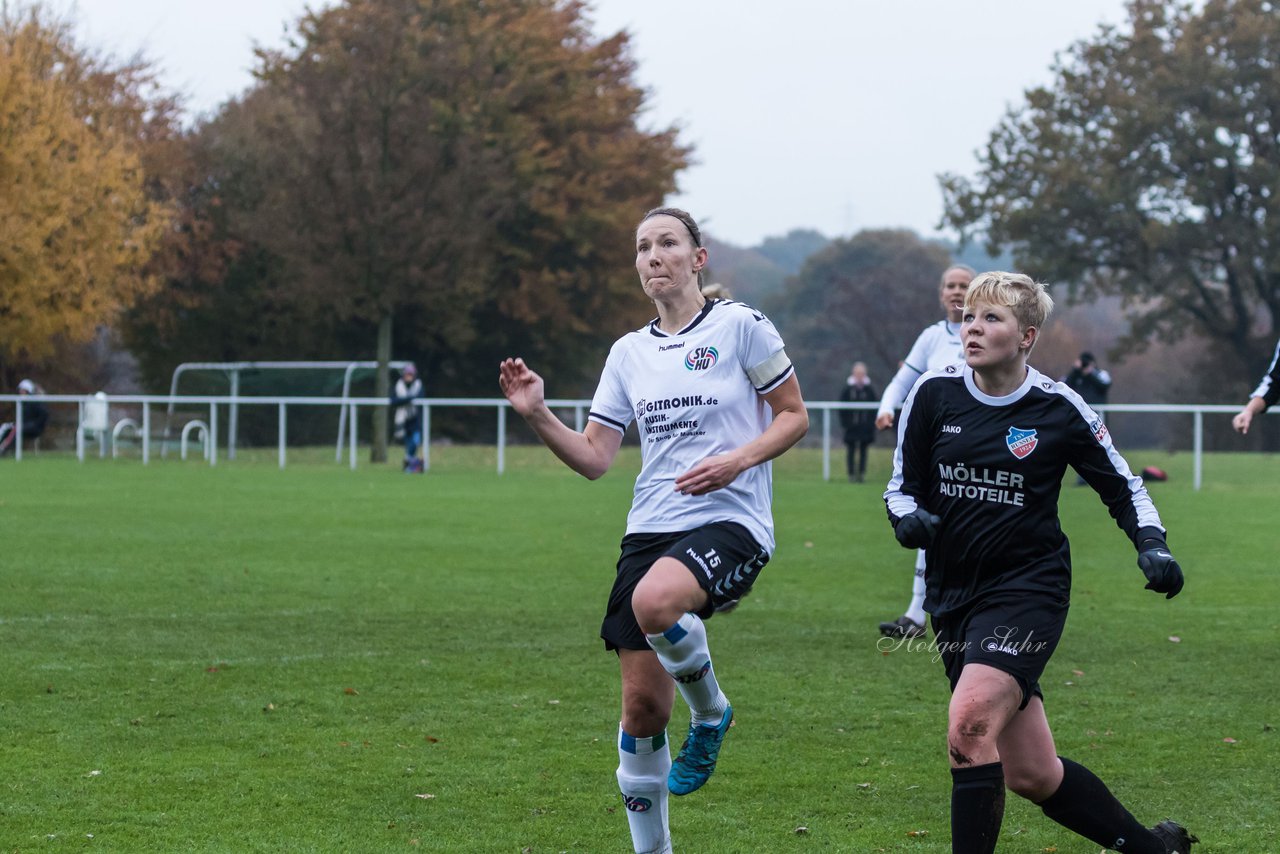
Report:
685,346,719,371
1006,426,1039,459
1090,418,1109,442
674,660,712,684
623,795,652,812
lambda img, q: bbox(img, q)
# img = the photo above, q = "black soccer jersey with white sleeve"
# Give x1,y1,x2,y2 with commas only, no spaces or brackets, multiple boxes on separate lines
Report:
1249,337,1280,409
884,365,1164,617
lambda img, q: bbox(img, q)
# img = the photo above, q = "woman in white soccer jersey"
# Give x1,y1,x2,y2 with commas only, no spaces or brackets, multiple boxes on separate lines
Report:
874,264,974,639
499,207,807,854
884,272,1196,854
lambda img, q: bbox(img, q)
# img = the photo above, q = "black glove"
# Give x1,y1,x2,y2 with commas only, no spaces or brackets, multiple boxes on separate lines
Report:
1137,543,1184,599
894,508,941,549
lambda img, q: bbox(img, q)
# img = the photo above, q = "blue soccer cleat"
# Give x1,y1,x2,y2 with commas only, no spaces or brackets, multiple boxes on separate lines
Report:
668,706,733,796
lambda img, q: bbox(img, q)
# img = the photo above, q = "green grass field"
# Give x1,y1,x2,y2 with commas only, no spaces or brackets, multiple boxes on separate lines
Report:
1,447,1276,852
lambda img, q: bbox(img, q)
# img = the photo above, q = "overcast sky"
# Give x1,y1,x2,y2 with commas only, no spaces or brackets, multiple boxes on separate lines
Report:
59,0,1134,247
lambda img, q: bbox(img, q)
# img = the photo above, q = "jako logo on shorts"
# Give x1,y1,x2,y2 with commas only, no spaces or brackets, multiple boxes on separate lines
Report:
1006,426,1038,459
623,795,652,812
685,346,718,371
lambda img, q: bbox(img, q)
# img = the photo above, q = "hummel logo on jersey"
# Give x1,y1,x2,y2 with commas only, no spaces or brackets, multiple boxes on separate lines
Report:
658,342,685,352
1006,426,1038,459
685,346,719,371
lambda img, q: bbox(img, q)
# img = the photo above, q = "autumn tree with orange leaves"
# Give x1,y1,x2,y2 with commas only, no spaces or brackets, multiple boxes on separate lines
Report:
0,6,174,383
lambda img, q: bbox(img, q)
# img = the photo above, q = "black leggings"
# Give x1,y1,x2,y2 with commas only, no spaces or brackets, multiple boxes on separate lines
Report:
845,440,871,476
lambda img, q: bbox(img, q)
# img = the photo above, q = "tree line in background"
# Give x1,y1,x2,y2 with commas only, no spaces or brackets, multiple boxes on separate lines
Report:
2,0,1277,452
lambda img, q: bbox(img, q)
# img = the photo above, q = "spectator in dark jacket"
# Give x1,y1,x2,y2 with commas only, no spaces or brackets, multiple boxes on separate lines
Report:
0,379,49,455
390,364,425,473
1061,352,1111,407
839,362,877,482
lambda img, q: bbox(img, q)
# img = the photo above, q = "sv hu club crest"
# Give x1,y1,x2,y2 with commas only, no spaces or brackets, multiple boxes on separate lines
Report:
685,346,718,371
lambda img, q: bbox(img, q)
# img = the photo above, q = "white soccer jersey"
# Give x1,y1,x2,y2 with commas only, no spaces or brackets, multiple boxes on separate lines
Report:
877,320,964,418
588,299,794,552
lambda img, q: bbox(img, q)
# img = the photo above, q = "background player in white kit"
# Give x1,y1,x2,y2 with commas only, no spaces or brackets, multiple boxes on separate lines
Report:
499,207,808,854
874,264,974,639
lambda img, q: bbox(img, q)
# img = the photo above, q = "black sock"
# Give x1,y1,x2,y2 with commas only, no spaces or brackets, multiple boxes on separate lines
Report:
951,762,1005,854
1037,757,1163,853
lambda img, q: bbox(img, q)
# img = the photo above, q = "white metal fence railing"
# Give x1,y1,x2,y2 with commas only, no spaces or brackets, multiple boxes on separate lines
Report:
0,394,1251,490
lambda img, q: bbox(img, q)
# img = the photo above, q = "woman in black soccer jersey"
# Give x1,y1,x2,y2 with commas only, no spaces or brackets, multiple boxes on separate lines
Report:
500,208,807,854
884,272,1196,854
1231,336,1280,434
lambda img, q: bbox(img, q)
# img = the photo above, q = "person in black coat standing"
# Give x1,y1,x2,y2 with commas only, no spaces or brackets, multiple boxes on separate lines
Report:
839,362,877,482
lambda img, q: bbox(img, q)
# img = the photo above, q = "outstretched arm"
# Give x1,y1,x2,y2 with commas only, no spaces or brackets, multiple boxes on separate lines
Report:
1237,338,1280,434
1232,396,1266,434
876,362,923,430
498,358,622,479
674,374,808,496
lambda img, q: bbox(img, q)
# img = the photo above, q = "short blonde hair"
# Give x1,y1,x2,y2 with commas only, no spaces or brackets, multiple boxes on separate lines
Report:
964,271,1053,331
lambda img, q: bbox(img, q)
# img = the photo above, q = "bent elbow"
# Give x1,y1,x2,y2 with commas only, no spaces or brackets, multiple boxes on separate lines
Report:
579,459,610,481
791,410,810,442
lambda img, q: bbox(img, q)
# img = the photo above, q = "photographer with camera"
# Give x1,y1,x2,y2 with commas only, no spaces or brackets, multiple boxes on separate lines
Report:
1062,351,1111,408
1062,353,1112,485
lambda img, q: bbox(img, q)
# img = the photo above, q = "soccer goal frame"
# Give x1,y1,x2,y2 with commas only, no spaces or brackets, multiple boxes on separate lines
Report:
164,361,410,460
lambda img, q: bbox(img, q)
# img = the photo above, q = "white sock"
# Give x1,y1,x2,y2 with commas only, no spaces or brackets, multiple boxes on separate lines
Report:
904,550,928,626
617,725,672,854
646,613,728,725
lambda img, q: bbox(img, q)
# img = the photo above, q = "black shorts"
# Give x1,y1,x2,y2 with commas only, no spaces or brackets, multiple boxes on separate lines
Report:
600,521,770,652
932,592,1069,709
